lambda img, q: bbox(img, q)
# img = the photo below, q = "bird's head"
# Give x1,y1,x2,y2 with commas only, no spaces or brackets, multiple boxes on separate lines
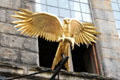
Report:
63,18,71,24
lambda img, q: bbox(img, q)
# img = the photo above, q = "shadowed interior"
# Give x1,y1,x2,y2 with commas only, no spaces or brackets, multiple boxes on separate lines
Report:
38,38,97,73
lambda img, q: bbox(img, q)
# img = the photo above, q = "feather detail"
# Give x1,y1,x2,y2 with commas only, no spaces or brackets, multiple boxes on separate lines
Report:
84,32,96,43
11,15,27,20
84,31,97,40
15,11,31,18
70,19,99,45
14,24,26,28
19,8,33,15
17,26,27,31
85,26,98,29
82,22,94,26
81,33,87,44
12,18,32,24
12,8,100,72
84,29,98,34
79,33,84,44
12,8,63,42
82,32,92,44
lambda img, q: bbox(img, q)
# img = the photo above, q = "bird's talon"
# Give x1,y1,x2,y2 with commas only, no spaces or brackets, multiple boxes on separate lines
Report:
58,37,64,42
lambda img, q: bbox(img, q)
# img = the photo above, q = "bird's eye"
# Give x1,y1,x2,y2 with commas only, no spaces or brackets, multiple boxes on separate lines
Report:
64,20,67,24
68,19,70,22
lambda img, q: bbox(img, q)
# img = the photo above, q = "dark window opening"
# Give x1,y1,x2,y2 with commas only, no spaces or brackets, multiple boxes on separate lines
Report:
38,38,99,74
38,38,58,68
72,44,98,73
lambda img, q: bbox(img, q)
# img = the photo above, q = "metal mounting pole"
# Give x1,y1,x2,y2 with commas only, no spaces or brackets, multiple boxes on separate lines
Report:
50,54,69,80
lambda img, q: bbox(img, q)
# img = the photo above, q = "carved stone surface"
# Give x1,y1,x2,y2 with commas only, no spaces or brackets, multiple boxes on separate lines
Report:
91,0,120,79
0,0,119,79
0,63,115,80
0,0,38,66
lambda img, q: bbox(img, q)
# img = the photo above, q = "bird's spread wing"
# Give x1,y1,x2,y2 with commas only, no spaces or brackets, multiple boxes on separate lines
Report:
12,8,63,42
70,19,100,45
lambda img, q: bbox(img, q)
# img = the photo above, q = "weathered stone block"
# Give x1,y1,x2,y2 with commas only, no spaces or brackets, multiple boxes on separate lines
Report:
0,9,6,22
94,19,118,35
0,46,19,62
0,22,19,34
93,9,106,20
0,33,25,49
116,60,120,78
101,48,120,60
23,38,38,52
35,0,46,4
20,50,38,65
104,10,115,21
93,9,115,21
22,1,35,11
98,34,120,50
0,46,38,66
103,58,118,78
100,39,118,50
0,0,12,8
100,32,119,41
12,0,21,9
27,0,36,2
6,9,17,23
0,0,21,9
0,33,38,52
91,0,112,10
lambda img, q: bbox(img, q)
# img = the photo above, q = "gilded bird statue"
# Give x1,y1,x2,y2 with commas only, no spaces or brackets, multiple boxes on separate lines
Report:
12,8,100,71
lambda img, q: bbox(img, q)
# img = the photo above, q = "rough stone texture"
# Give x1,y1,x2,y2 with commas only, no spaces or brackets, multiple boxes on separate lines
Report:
0,63,114,80
23,38,38,52
0,0,38,67
0,0,119,79
0,46,19,62
0,22,19,34
0,0,21,9
93,9,115,21
12,0,21,9
0,33,25,49
0,8,6,22
22,0,35,11
0,0,13,8
0,45,38,66
20,50,38,65
0,33,38,52
95,19,118,36
6,9,17,23
91,0,112,10
91,0,120,79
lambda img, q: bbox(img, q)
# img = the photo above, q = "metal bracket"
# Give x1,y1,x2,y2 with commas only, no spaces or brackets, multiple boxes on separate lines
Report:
50,54,69,80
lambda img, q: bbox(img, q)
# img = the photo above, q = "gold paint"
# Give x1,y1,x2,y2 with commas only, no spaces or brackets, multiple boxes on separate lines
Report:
12,8,100,71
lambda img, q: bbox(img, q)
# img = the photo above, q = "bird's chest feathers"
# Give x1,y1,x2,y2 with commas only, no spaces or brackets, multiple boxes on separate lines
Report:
63,23,71,37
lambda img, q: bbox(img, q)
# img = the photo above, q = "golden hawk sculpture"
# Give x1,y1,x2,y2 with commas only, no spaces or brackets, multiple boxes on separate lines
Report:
12,8,100,71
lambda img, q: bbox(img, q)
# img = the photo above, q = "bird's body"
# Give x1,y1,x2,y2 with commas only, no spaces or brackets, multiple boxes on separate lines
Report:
52,40,71,71
12,8,100,71
52,19,75,71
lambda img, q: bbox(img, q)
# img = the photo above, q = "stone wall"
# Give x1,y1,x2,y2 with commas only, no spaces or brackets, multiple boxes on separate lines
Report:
0,0,38,67
91,0,120,79
0,0,119,79
0,63,114,80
